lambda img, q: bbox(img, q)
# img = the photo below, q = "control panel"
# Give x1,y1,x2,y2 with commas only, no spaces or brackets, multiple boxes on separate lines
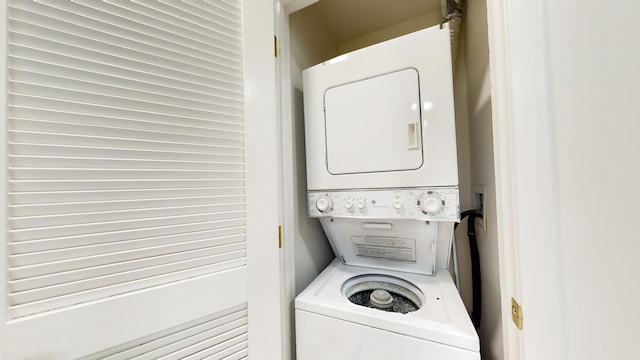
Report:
308,187,459,221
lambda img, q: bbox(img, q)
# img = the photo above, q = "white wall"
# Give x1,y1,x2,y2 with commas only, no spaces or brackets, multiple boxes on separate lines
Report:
543,2,640,359
491,1,640,359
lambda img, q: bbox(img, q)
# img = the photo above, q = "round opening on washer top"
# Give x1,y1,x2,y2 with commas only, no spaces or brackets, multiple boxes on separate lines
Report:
342,274,424,314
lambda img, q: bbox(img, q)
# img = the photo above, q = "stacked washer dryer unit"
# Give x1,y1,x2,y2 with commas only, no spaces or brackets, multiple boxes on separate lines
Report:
295,24,480,360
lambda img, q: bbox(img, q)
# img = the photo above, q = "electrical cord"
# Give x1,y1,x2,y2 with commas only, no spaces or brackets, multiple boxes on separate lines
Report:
455,209,482,330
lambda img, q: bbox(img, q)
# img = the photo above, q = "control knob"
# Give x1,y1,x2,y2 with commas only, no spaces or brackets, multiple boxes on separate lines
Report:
419,193,443,214
356,198,366,210
315,195,332,213
393,199,403,209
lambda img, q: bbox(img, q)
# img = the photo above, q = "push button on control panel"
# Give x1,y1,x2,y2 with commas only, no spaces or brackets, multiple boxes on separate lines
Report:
344,197,354,210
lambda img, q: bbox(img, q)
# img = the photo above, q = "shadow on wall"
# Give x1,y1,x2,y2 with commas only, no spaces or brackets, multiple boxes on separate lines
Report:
293,87,335,295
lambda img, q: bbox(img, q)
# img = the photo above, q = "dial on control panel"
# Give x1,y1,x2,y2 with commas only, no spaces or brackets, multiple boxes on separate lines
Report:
393,198,403,209
315,195,332,212
418,193,443,214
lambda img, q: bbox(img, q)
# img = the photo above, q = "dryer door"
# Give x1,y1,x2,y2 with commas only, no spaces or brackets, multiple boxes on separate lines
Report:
324,68,423,175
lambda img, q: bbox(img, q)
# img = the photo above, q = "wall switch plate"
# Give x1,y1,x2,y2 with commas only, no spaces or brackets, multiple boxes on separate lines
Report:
472,185,488,230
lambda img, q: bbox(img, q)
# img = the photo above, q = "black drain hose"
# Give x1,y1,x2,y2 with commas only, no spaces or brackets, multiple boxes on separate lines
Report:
455,209,482,330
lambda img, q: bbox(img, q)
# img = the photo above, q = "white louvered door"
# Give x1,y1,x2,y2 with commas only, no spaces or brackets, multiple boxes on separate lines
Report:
1,1,281,359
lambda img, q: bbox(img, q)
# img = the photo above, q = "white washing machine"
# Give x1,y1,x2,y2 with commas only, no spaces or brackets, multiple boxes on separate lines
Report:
296,24,479,360
296,260,479,359
295,189,479,359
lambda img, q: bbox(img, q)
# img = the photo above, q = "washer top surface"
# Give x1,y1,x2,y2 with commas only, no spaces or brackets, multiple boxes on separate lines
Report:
295,259,479,353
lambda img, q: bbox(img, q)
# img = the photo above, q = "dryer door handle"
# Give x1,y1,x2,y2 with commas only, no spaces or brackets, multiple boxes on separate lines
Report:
407,122,420,150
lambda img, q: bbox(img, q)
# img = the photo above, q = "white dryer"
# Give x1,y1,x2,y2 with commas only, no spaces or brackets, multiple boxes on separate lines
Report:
296,24,479,360
303,24,458,191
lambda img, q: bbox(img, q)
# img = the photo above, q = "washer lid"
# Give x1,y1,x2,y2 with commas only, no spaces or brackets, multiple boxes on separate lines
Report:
319,218,438,275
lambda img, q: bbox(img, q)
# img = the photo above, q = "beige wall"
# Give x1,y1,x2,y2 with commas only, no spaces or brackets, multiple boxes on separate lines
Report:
337,11,441,54
462,0,504,359
289,7,339,89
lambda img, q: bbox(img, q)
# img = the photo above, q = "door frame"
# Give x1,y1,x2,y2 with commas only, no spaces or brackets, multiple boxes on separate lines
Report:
484,0,524,356
486,0,565,359
244,0,285,358
275,2,298,360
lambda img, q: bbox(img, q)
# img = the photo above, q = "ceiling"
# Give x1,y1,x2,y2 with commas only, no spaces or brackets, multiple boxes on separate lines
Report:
295,0,442,43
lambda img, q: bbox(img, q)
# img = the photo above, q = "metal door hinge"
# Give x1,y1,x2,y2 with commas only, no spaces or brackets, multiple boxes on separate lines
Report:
278,225,283,248
274,35,278,58
511,297,523,330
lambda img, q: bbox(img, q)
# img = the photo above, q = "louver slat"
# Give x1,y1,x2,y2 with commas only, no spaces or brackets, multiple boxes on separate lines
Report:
10,119,243,145
11,179,245,193
7,0,246,319
10,187,245,204
79,305,249,360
